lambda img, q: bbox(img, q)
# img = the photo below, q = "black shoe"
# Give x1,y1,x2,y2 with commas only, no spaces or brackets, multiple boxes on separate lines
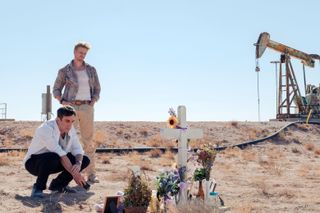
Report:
31,184,44,198
49,184,76,193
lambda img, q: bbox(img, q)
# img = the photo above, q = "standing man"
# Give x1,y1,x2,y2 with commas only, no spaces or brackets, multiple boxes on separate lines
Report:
24,106,90,198
53,42,101,183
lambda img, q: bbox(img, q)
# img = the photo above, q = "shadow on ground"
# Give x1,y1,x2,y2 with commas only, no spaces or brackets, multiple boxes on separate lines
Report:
15,187,94,213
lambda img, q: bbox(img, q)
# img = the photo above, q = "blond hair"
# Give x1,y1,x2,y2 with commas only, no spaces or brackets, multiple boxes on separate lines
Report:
74,41,91,51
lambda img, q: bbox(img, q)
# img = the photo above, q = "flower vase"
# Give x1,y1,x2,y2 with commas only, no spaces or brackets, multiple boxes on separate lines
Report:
197,180,205,200
205,180,211,203
163,200,168,213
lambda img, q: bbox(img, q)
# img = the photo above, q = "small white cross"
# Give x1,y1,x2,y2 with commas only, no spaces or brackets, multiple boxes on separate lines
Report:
160,105,203,204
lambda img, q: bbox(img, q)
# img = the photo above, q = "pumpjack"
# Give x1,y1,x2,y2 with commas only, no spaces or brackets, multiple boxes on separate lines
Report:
255,32,320,121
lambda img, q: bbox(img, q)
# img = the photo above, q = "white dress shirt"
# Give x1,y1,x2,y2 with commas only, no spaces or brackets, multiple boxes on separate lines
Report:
23,119,84,164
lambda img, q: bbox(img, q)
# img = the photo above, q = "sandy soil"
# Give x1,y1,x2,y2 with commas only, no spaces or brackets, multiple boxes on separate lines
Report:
0,121,319,212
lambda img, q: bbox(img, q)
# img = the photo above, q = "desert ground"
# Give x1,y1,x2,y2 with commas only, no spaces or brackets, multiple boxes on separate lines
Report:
0,120,320,212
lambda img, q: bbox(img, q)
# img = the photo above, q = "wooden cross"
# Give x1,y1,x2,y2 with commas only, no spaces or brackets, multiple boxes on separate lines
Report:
160,105,203,204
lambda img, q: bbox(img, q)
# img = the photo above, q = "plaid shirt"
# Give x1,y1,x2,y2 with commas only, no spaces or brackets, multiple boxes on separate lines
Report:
53,60,101,102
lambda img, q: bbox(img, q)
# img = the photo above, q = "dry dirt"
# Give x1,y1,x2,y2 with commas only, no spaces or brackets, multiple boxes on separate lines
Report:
0,121,319,212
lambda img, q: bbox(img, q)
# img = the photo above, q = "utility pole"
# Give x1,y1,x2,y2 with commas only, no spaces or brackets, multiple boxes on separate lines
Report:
42,85,52,121
255,59,261,121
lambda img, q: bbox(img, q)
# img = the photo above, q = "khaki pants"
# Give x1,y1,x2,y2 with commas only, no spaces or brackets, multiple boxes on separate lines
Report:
73,104,96,176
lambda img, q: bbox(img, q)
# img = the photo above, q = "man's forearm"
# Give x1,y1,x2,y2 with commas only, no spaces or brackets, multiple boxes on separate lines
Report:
60,155,85,187
60,155,74,174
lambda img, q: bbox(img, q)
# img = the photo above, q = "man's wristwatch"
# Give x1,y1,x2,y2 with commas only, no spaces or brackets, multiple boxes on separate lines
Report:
76,160,82,166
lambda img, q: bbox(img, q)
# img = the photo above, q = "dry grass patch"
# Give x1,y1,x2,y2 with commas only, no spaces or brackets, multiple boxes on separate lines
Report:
6,151,25,159
97,153,115,160
230,121,238,128
291,146,302,154
19,128,34,138
258,154,283,176
0,189,9,196
278,188,295,199
296,123,310,132
145,136,168,147
140,161,155,171
0,151,25,167
139,129,149,137
246,128,260,140
148,149,162,158
258,155,272,166
305,142,315,151
162,150,176,161
188,138,210,148
123,152,155,171
106,170,127,182
122,151,144,166
241,149,256,161
315,147,320,155
214,161,232,171
233,202,256,213
274,131,288,143
252,177,272,197
0,154,9,166
101,157,111,164
270,163,283,176
223,147,241,158
266,148,283,160
297,163,312,177
168,199,220,213
158,151,176,167
94,130,108,146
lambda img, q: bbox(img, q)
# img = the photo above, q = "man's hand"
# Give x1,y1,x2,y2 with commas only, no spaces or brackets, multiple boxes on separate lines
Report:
71,164,81,175
89,100,96,106
73,172,86,187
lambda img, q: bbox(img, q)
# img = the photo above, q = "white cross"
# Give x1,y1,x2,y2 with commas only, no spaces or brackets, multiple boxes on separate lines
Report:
160,105,203,204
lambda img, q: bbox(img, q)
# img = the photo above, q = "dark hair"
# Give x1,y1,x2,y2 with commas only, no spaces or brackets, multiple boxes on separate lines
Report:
57,105,76,119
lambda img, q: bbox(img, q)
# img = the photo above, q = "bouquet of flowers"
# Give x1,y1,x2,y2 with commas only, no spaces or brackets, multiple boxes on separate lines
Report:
123,171,152,209
196,144,217,181
167,108,179,129
156,170,181,202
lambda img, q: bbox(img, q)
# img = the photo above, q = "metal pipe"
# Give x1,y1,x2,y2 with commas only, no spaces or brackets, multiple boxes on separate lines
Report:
257,71,261,121
271,61,280,115
2,122,320,153
267,39,315,67
303,64,307,96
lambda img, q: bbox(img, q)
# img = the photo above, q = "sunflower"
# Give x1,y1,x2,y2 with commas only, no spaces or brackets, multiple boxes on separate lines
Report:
167,115,179,129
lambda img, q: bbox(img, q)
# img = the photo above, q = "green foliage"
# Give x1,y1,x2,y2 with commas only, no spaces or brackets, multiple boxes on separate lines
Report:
193,168,206,181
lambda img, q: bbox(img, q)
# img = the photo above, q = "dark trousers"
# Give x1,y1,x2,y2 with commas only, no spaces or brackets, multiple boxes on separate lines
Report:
25,152,90,190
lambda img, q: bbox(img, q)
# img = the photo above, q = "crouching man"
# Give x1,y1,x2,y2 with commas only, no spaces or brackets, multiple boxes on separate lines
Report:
23,106,90,198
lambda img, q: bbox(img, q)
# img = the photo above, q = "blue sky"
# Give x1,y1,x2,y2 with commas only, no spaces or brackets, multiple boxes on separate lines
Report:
1,0,320,121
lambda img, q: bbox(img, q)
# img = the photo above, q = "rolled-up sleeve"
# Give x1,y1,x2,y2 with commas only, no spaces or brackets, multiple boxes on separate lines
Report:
70,129,84,156
38,126,67,157
53,69,66,98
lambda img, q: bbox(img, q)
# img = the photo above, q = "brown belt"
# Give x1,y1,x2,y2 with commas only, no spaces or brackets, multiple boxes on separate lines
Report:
71,100,91,106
